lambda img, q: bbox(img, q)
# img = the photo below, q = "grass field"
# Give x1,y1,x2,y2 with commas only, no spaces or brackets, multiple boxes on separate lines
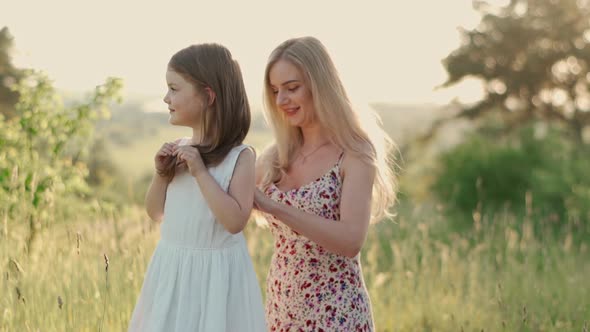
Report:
2,202,588,331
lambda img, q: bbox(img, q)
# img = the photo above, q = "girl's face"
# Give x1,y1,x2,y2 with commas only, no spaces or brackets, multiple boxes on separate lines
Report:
268,59,316,128
163,68,206,128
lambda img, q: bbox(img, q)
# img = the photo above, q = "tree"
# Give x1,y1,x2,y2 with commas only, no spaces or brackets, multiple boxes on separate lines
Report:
425,0,590,228
441,0,590,142
0,27,23,119
0,70,122,251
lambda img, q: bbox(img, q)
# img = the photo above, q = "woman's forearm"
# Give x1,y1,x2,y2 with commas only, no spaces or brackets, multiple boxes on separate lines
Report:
266,200,367,258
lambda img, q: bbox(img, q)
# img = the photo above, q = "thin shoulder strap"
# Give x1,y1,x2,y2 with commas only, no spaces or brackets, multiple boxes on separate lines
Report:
337,150,345,166
221,144,254,191
335,150,346,179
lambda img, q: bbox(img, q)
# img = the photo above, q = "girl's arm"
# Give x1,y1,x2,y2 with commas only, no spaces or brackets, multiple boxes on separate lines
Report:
145,173,170,222
194,148,256,234
145,140,179,222
255,154,375,258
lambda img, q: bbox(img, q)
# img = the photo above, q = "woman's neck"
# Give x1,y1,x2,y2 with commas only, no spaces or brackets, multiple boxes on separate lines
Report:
300,124,330,147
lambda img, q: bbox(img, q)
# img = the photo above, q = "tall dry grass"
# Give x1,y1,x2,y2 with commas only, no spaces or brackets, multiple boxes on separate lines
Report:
1,203,588,331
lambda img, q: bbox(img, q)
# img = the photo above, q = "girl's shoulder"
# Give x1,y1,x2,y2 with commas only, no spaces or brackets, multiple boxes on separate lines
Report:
220,144,254,168
216,144,255,189
230,144,256,162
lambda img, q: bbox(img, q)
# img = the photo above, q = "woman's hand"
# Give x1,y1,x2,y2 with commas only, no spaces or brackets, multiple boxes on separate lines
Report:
175,145,206,178
253,188,274,213
155,142,177,174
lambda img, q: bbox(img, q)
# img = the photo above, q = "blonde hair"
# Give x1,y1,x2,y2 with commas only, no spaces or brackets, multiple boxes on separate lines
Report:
259,36,397,222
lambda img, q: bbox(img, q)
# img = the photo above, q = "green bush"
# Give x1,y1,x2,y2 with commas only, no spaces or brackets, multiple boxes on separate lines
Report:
432,124,590,232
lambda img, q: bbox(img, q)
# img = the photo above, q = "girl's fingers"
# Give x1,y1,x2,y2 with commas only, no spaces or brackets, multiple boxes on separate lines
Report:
173,146,186,156
174,147,200,165
175,147,190,156
160,142,175,154
179,151,192,159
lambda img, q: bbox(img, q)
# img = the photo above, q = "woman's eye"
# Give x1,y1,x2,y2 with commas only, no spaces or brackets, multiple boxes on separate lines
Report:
288,86,299,92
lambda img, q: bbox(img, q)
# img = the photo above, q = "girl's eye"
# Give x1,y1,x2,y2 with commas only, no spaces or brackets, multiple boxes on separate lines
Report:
272,90,278,95
288,86,299,92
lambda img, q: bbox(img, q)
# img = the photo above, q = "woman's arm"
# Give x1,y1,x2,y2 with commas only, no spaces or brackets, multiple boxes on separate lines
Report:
194,148,256,234
255,154,375,258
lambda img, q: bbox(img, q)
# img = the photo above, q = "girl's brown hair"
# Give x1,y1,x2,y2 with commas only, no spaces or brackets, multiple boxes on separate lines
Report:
159,43,251,180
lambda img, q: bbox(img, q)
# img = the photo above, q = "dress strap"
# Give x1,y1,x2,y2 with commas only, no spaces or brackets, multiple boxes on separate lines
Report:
220,144,254,192
337,151,345,166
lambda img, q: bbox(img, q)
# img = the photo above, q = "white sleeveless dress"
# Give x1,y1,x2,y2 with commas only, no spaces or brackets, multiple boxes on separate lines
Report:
128,143,266,332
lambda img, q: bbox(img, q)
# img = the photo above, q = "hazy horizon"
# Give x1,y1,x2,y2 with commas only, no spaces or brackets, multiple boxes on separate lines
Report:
2,1,504,110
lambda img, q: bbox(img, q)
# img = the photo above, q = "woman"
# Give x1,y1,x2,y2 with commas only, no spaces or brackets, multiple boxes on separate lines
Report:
254,36,396,331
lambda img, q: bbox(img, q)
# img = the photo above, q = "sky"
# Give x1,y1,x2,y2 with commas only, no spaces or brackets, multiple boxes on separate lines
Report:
1,0,500,111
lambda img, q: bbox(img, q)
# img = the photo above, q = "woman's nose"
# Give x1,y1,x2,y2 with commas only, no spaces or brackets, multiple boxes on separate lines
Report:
276,90,288,106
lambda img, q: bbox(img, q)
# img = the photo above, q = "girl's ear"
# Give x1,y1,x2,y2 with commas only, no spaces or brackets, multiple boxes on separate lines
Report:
204,87,216,107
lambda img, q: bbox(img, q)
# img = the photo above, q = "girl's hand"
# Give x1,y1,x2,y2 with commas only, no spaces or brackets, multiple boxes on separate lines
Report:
155,142,177,174
175,145,206,178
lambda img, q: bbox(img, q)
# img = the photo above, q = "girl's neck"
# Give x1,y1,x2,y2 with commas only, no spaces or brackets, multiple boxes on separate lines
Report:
190,127,205,145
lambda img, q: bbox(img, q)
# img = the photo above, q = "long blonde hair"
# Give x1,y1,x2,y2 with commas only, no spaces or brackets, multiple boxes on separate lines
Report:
259,36,397,221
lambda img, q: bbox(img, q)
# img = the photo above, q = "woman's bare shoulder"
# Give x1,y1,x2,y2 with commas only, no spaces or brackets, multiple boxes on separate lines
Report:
341,149,375,178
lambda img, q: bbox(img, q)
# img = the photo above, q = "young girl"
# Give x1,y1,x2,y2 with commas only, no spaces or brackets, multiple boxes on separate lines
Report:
128,44,266,332
254,37,397,331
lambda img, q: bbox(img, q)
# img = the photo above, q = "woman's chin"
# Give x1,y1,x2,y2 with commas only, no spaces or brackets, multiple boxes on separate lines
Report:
287,116,308,128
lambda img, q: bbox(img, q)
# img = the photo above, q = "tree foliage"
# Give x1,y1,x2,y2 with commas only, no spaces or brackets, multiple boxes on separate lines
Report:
0,70,122,247
442,0,590,141
0,27,23,119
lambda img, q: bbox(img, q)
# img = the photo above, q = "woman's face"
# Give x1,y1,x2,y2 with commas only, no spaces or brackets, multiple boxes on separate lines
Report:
163,68,206,128
268,59,316,128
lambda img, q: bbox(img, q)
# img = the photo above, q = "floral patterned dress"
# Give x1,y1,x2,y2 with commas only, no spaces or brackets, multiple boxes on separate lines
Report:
262,157,374,332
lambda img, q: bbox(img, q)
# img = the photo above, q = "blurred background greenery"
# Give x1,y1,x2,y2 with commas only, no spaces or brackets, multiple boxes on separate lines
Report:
1,0,590,331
